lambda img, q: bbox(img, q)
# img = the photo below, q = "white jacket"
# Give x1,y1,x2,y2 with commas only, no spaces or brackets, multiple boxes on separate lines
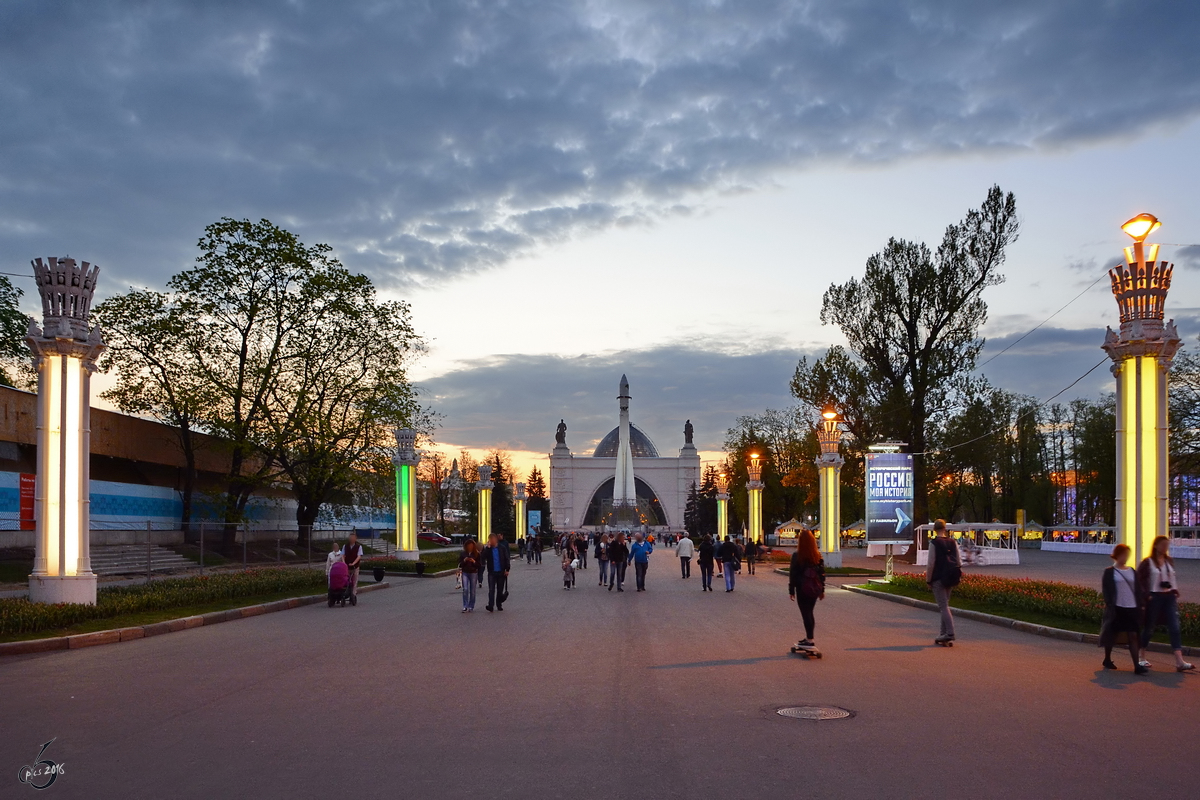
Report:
676,537,695,558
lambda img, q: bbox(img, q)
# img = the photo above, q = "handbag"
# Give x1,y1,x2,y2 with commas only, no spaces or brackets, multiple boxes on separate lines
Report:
570,558,580,569
454,573,463,590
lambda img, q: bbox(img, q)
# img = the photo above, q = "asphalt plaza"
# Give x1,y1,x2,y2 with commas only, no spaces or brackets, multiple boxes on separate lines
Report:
1,551,1197,799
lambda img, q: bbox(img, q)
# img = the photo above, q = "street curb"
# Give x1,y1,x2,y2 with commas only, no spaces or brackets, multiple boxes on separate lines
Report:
381,569,456,579
0,582,392,657
845,585,1200,657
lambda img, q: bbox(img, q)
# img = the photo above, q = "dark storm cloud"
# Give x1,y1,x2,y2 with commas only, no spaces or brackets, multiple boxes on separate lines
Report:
2,1,1200,289
1176,246,1200,271
417,345,808,453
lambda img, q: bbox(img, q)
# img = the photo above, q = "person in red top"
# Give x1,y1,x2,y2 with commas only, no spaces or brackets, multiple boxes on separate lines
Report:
342,531,363,598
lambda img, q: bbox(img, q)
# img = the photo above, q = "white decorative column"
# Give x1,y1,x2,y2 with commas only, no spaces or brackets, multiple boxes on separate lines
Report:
816,410,844,568
392,428,420,561
476,464,494,544
715,471,730,541
514,482,526,545
746,453,763,546
27,257,105,605
1102,214,1179,562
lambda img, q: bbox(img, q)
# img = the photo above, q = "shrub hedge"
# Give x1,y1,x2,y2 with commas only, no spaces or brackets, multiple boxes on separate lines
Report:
889,572,1200,640
363,551,460,573
1,569,326,637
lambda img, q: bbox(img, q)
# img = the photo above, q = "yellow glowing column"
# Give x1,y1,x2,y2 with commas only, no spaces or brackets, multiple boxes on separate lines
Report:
393,428,420,561
477,464,494,545
746,454,763,546
28,257,105,605
715,472,729,541
1103,214,1178,562
816,410,844,568
514,482,527,546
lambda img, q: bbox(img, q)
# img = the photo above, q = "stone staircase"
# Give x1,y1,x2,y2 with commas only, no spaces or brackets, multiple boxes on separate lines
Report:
88,544,196,576
359,538,396,558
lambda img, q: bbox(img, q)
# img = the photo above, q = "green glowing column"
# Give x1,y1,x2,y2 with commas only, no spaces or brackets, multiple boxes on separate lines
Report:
514,482,527,545
1102,227,1178,563
393,428,420,561
747,482,762,545
717,494,728,540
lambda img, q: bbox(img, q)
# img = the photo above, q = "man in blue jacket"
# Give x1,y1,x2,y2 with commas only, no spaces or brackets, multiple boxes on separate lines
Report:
481,533,511,612
628,532,654,592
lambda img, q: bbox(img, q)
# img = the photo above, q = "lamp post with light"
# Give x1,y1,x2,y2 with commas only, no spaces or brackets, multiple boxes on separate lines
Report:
816,409,845,568
746,453,764,546
715,471,730,541
1102,213,1179,562
476,464,494,544
393,428,421,561
514,482,527,546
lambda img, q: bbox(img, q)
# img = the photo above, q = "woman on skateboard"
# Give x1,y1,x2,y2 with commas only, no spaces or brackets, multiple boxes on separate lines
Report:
788,529,825,651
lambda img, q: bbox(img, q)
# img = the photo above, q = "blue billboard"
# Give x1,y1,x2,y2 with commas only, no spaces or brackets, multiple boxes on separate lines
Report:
865,452,914,545
528,510,541,537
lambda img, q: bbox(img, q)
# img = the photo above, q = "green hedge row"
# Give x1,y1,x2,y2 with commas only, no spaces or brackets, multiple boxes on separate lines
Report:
890,572,1200,640
2,569,327,637
363,551,460,572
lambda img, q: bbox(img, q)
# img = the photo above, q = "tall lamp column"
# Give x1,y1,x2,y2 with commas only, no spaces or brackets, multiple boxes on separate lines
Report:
28,258,105,605
816,410,845,568
393,428,420,561
715,472,730,542
1102,213,1179,562
746,454,763,546
476,464,494,544
514,482,527,546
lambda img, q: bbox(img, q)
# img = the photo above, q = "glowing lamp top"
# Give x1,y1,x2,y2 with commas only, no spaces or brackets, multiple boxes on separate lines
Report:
1121,213,1160,243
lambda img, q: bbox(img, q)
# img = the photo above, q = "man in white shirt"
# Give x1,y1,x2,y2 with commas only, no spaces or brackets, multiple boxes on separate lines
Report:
676,532,695,579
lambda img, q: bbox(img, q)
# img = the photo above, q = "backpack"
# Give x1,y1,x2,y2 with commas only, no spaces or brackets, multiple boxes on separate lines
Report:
800,566,822,600
937,540,962,588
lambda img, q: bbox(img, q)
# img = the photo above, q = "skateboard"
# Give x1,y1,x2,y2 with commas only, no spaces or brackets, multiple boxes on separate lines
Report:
934,637,954,647
790,644,822,659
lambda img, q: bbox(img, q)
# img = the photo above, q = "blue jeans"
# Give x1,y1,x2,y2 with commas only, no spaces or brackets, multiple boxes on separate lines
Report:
1142,592,1183,651
699,562,713,589
461,573,477,610
599,560,609,584
634,560,648,590
723,562,735,591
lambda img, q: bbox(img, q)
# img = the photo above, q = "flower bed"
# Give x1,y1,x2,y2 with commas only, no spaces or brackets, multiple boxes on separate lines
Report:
889,572,1200,640
1,569,326,637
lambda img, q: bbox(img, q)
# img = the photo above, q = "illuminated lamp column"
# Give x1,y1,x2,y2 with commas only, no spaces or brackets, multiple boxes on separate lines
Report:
746,453,763,546
514,482,527,545
476,464,494,544
815,410,845,568
714,471,730,541
1102,213,1179,562
392,428,420,561
27,258,105,605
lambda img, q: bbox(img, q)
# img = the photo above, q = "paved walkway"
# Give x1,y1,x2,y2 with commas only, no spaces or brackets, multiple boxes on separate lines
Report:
1,554,1197,798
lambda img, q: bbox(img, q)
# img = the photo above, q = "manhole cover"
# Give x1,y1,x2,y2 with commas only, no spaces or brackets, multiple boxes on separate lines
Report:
776,706,853,721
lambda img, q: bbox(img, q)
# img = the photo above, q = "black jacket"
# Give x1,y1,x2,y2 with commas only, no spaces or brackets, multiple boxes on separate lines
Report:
717,541,740,563
607,540,629,564
697,540,715,566
480,544,511,574
788,553,826,595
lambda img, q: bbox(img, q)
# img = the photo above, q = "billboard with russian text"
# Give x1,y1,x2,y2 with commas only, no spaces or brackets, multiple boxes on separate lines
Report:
865,453,914,545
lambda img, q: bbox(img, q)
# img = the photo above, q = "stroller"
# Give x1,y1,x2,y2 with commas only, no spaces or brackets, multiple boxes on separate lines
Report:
328,560,355,607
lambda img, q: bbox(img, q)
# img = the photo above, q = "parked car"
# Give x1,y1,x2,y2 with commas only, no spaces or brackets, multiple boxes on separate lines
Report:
418,531,452,546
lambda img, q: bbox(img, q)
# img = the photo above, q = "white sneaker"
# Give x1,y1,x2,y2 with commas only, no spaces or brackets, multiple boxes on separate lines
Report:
1138,659,1152,669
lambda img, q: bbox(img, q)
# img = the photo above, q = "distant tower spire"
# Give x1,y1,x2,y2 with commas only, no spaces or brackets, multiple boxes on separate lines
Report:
613,374,636,524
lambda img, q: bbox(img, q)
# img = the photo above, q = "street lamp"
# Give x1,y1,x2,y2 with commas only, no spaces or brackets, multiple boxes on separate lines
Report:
746,453,763,547
476,464,494,545
815,408,845,568
393,428,420,561
514,482,527,546
1103,212,1178,561
714,471,730,541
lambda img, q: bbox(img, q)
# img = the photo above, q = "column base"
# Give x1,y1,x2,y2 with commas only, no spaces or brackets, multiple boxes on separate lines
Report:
29,573,98,605
822,551,843,569
395,550,421,562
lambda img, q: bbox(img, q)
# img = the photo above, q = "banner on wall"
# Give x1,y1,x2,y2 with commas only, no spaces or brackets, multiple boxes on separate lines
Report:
19,473,34,531
528,510,541,537
865,453,914,545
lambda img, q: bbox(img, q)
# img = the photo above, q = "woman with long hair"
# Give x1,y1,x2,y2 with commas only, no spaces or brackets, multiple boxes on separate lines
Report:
788,529,826,648
1099,543,1145,673
697,534,716,592
457,539,482,613
1138,536,1194,672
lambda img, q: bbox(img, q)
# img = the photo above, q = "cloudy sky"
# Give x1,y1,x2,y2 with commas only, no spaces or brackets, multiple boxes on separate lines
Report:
3,1,1200,475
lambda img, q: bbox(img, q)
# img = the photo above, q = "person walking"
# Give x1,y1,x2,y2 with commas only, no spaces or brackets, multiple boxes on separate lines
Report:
608,532,630,592
788,529,826,648
534,536,543,564
578,532,589,569
629,532,654,591
697,534,716,592
562,548,575,590
481,533,511,612
925,520,961,645
342,530,363,599
1100,543,1147,673
718,536,740,592
676,532,694,579
596,533,610,587
457,539,482,613
325,541,343,576
1137,536,1195,672
745,538,758,576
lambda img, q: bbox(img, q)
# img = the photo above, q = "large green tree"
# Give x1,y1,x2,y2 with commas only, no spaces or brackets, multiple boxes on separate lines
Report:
0,275,31,388
800,186,1019,525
